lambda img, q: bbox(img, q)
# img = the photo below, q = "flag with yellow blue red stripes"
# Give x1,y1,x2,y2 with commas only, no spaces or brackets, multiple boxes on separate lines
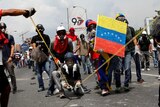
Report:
94,15,127,57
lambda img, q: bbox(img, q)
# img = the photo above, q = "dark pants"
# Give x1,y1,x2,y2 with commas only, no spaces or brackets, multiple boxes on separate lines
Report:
0,85,11,107
0,65,11,107
4,61,17,91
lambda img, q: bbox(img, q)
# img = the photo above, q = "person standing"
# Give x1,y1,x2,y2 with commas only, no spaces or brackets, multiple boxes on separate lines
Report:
79,34,91,74
150,38,158,68
0,8,36,107
138,31,152,71
31,24,50,92
67,27,81,65
115,14,144,91
0,22,17,94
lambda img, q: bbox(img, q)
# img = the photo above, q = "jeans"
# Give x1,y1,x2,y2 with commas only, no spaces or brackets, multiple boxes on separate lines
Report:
140,51,150,69
152,50,158,66
108,56,122,88
124,51,142,87
47,59,58,92
36,59,50,88
81,55,91,73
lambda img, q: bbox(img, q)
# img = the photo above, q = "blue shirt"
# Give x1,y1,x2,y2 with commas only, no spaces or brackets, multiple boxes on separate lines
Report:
2,34,15,62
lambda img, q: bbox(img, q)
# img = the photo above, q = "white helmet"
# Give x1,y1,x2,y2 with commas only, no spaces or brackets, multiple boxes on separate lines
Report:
56,25,65,32
142,31,147,35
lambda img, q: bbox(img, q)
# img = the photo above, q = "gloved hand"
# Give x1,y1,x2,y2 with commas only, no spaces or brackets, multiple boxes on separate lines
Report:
23,8,36,18
75,81,81,88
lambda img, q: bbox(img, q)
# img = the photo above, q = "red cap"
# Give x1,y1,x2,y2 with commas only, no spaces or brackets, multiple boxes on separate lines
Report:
88,21,96,27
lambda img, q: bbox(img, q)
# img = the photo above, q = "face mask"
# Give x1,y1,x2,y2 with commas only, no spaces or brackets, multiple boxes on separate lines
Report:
66,59,74,68
116,16,125,22
1,28,6,33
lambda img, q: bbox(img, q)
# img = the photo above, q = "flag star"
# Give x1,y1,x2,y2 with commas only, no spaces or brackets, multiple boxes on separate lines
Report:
115,34,117,37
101,34,103,36
104,32,107,35
111,33,114,35
108,32,110,35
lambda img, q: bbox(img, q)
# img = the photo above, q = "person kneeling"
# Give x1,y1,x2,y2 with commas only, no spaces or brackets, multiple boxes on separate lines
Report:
59,52,84,98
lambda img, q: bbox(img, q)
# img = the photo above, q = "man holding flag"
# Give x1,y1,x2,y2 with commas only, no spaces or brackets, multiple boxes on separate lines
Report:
94,15,127,95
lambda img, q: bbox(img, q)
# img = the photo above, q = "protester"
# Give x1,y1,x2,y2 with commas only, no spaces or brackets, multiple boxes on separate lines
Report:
138,31,152,71
115,14,143,91
45,25,73,97
0,8,36,107
79,34,91,74
150,38,158,68
86,20,100,89
0,22,17,94
55,52,84,98
31,24,50,92
67,27,81,65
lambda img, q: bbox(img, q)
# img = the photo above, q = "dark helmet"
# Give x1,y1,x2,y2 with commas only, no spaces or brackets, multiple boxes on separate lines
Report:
0,22,7,29
64,52,75,61
85,19,92,27
80,34,85,38
36,24,45,32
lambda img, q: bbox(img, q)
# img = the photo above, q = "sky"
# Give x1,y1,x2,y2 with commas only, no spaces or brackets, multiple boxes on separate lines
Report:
0,0,160,44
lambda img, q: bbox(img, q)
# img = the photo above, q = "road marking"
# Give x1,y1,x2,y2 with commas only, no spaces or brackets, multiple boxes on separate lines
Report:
132,72,158,77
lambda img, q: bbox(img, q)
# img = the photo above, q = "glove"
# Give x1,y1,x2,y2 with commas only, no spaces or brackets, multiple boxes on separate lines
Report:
75,81,81,88
23,8,36,18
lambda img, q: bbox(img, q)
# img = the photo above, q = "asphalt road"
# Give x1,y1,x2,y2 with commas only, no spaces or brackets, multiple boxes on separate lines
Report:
8,61,159,107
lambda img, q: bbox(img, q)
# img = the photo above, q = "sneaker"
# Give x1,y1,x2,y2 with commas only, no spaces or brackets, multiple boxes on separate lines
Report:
141,68,145,71
146,68,150,71
12,88,17,94
45,91,52,97
38,87,45,92
101,89,110,96
115,87,121,93
59,93,66,99
124,86,130,92
53,88,60,95
154,64,158,68
137,79,144,83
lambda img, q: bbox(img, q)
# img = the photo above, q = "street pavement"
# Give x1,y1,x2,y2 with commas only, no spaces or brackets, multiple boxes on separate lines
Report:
8,61,159,107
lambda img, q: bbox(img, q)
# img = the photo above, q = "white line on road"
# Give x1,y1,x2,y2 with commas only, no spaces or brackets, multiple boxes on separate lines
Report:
132,72,158,77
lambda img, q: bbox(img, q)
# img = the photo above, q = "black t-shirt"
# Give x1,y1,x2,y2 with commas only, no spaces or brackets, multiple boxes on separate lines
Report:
125,26,135,53
138,36,151,51
31,34,50,55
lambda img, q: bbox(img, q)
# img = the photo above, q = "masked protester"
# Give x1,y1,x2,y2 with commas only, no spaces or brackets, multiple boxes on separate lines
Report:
67,27,81,65
79,34,91,74
138,31,152,71
45,25,73,97
31,24,51,92
86,20,101,90
0,8,36,107
117,14,144,91
0,22,17,94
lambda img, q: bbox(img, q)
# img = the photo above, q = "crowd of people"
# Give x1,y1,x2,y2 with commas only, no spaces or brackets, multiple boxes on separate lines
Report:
0,8,159,107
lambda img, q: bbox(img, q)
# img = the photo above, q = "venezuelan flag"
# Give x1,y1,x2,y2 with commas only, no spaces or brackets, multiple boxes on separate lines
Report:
94,15,127,57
